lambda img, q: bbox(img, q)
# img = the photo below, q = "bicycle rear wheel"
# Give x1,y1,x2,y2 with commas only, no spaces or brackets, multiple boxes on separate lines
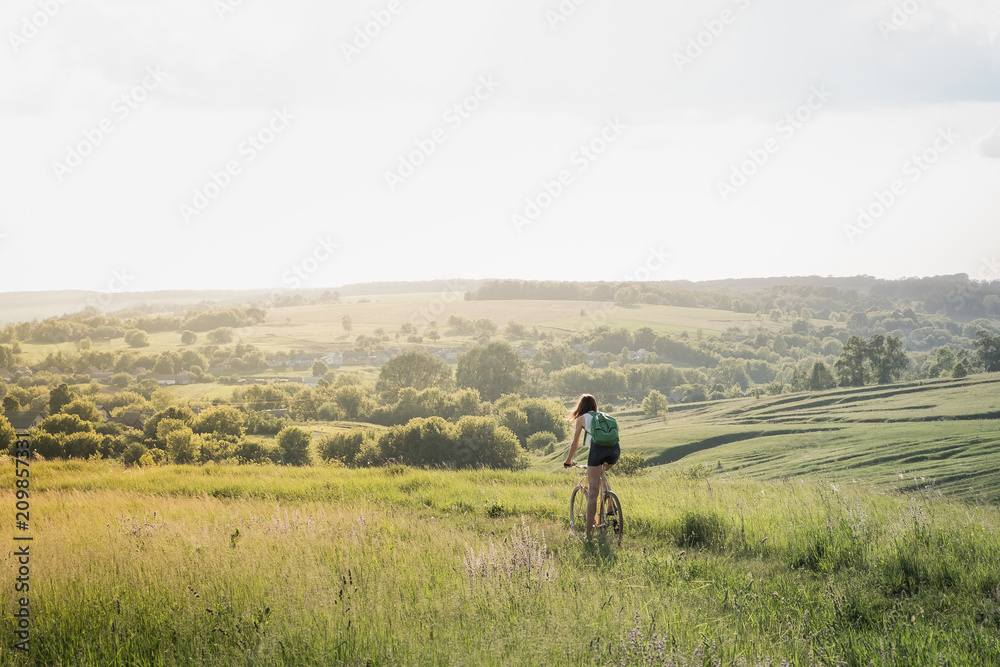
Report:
570,485,588,535
603,491,624,546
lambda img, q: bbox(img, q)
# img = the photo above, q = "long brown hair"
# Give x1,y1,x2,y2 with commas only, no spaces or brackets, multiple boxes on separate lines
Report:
569,394,597,420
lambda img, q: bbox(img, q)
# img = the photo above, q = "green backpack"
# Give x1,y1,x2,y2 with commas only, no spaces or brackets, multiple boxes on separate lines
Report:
586,411,619,447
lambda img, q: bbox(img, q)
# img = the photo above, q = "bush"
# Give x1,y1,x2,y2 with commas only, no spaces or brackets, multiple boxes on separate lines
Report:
318,430,375,465
122,442,149,466
124,329,149,348
641,390,669,417
64,432,103,459
32,431,65,460
277,426,312,466
165,428,199,464
40,413,93,436
138,448,167,467
234,438,279,464
526,431,558,451
614,452,647,476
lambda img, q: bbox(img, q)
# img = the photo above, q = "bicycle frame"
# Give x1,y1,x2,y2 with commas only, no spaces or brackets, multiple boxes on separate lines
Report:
569,464,623,544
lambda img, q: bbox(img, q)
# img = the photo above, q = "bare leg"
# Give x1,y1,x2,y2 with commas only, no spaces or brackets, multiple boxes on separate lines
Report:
585,465,603,538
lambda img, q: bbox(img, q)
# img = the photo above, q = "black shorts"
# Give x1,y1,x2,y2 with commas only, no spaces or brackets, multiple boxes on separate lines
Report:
588,444,620,467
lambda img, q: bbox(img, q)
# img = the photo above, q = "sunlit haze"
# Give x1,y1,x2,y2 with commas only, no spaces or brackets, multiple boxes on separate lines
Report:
2,0,999,294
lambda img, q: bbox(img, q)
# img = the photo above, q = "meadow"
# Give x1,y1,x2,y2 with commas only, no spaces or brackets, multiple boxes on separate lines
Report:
4,288,1000,665
3,457,1000,666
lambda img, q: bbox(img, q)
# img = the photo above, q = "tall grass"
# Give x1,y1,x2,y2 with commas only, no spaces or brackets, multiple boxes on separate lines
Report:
3,461,1000,665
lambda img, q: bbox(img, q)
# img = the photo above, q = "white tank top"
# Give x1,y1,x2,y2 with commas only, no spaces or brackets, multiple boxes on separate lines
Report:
582,412,593,447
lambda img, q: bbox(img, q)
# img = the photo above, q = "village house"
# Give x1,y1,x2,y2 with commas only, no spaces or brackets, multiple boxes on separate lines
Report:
4,411,43,434
322,351,344,366
110,410,155,431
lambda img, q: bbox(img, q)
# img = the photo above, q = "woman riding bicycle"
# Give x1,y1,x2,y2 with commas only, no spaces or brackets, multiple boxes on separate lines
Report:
563,394,620,538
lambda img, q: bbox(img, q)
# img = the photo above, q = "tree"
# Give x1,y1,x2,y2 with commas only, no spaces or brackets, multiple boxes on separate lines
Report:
49,383,74,415
193,406,246,440
953,361,969,379
456,341,525,402
526,431,558,451
808,362,836,391
181,330,198,345
3,395,21,412
61,399,102,423
867,334,908,384
375,349,452,401
312,360,329,377
928,347,956,378
40,413,92,436
974,330,1000,372
277,426,312,466
835,335,868,387
154,355,177,375
642,389,669,417
165,427,199,464
207,328,235,344
342,315,353,335
0,414,15,453
124,329,149,348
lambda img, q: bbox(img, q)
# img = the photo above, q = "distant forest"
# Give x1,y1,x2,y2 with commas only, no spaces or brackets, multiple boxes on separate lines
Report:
468,275,1000,320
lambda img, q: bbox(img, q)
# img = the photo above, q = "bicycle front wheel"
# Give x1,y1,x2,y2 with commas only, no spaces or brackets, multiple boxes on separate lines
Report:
570,485,588,535
604,491,624,546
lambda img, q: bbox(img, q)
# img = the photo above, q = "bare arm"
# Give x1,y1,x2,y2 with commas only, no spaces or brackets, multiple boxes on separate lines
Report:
563,416,585,467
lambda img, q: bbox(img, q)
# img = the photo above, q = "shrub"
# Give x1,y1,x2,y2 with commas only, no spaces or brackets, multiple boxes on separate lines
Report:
526,431,558,452
234,438,279,464
64,432,103,459
318,430,375,465
165,428,199,464
32,431,65,460
277,426,312,466
614,452,648,476
355,437,384,466
40,413,93,436
641,390,669,417
122,442,149,466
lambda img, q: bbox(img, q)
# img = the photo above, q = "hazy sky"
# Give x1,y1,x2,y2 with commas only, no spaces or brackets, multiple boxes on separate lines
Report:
1,0,999,295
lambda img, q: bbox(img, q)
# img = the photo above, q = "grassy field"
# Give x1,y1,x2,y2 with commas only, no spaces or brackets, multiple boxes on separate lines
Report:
533,375,1000,504
16,295,790,364
3,461,1000,666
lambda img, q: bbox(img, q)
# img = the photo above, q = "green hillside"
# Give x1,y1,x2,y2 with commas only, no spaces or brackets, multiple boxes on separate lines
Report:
538,375,1000,502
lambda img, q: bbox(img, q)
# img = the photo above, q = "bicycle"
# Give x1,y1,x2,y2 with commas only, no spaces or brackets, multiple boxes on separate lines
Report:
568,463,624,545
